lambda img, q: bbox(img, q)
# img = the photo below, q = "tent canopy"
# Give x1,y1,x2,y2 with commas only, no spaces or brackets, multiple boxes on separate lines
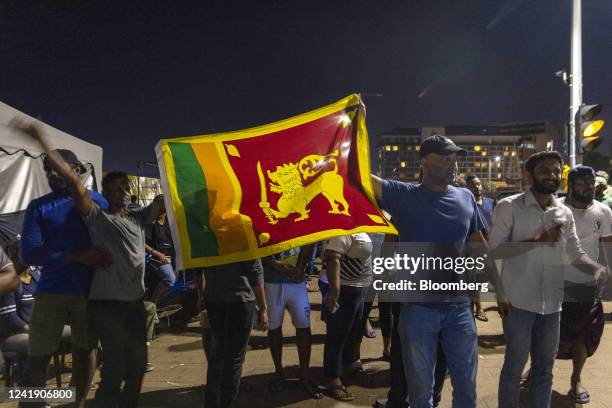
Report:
0,101,103,243
0,101,103,179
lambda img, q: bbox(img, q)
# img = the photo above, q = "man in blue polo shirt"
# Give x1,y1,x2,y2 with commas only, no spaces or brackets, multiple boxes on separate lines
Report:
371,135,510,408
19,146,110,408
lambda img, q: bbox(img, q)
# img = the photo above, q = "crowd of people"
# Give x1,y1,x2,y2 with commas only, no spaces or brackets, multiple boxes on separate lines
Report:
0,121,610,408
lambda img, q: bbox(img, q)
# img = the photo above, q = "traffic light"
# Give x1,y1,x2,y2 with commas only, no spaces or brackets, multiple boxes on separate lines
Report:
576,104,605,153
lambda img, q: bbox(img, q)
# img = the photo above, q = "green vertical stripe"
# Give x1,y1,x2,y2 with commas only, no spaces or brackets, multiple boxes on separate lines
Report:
168,143,219,257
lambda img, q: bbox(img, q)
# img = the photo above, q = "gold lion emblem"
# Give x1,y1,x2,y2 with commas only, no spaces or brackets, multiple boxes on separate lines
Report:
257,150,350,225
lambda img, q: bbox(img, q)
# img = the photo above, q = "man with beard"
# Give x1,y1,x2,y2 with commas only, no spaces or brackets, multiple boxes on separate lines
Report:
18,138,109,407
488,152,607,408
557,166,612,404
370,135,510,408
465,175,495,322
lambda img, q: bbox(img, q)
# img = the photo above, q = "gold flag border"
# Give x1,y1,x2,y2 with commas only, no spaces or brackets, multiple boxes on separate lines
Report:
156,94,398,269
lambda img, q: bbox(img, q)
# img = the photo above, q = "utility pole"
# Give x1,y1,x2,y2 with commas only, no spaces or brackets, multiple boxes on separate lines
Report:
569,0,582,168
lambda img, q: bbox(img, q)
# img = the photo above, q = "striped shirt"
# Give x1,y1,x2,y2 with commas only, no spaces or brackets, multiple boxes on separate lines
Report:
0,267,40,342
324,233,373,288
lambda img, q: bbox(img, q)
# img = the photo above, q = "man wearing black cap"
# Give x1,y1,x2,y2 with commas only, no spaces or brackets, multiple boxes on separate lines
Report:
370,135,509,408
16,122,110,408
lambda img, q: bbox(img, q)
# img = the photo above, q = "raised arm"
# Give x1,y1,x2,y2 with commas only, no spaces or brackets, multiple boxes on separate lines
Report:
11,119,93,216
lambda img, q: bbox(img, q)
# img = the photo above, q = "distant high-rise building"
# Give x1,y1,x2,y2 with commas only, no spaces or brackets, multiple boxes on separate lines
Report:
377,122,557,191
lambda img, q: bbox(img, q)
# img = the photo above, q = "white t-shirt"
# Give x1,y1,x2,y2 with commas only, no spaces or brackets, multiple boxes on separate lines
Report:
560,197,612,283
323,233,373,288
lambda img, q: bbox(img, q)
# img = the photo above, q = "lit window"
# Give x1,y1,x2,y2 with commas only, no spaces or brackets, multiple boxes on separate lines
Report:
511,151,516,156
503,152,509,157
414,172,420,179
474,146,481,151
407,146,413,151
459,172,466,177
481,151,487,156
497,163,502,168
474,163,480,168
385,146,391,151
400,161,406,168
415,146,421,151
393,145,399,151
497,173,502,179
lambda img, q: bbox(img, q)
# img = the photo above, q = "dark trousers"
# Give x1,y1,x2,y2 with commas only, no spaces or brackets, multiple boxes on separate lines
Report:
205,301,255,408
379,300,394,338
386,302,408,408
385,303,448,408
323,285,366,378
89,299,147,408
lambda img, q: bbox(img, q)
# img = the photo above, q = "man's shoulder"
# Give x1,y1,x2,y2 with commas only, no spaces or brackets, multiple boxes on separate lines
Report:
382,179,419,193
497,192,524,206
591,200,612,216
450,186,473,199
28,192,62,208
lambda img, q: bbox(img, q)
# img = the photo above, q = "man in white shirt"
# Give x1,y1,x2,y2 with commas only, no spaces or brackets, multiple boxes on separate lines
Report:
488,152,607,408
558,165,612,404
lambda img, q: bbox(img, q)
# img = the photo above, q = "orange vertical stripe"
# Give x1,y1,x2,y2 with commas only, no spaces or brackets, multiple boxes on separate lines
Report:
191,142,251,254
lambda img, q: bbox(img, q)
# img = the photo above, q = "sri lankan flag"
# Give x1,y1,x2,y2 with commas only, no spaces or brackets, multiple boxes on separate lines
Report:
156,94,397,269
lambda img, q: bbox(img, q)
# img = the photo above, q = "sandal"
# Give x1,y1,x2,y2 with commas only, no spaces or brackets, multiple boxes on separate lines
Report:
300,380,324,400
328,384,354,401
474,310,488,322
364,328,377,338
569,389,590,404
267,377,285,393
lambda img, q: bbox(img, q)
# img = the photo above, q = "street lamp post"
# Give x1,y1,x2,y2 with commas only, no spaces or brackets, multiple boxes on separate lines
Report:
488,156,501,192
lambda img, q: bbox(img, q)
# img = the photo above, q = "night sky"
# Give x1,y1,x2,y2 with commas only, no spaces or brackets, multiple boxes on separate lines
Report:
2,0,612,175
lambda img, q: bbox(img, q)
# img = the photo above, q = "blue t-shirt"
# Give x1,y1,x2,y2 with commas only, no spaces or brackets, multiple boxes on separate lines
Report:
478,197,495,230
263,248,301,284
20,191,108,296
380,180,485,303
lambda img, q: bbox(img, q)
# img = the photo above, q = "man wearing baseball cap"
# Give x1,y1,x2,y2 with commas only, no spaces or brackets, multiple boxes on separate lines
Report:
370,135,509,408
18,132,110,408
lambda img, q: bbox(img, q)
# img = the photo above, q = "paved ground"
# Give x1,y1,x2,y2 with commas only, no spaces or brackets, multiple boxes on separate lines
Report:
3,286,612,407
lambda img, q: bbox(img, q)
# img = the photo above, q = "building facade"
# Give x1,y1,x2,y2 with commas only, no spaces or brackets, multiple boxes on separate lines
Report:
377,122,556,191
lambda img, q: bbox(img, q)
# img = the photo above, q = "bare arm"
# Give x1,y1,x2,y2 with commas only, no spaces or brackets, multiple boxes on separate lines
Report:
323,249,342,311
145,243,169,264
11,120,92,216
252,283,268,331
371,174,383,202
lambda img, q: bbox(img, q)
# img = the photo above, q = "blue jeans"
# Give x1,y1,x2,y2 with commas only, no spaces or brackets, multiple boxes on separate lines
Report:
499,307,560,408
398,303,477,408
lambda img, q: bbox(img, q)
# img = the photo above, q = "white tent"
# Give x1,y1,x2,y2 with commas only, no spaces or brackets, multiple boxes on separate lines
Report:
0,101,103,243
